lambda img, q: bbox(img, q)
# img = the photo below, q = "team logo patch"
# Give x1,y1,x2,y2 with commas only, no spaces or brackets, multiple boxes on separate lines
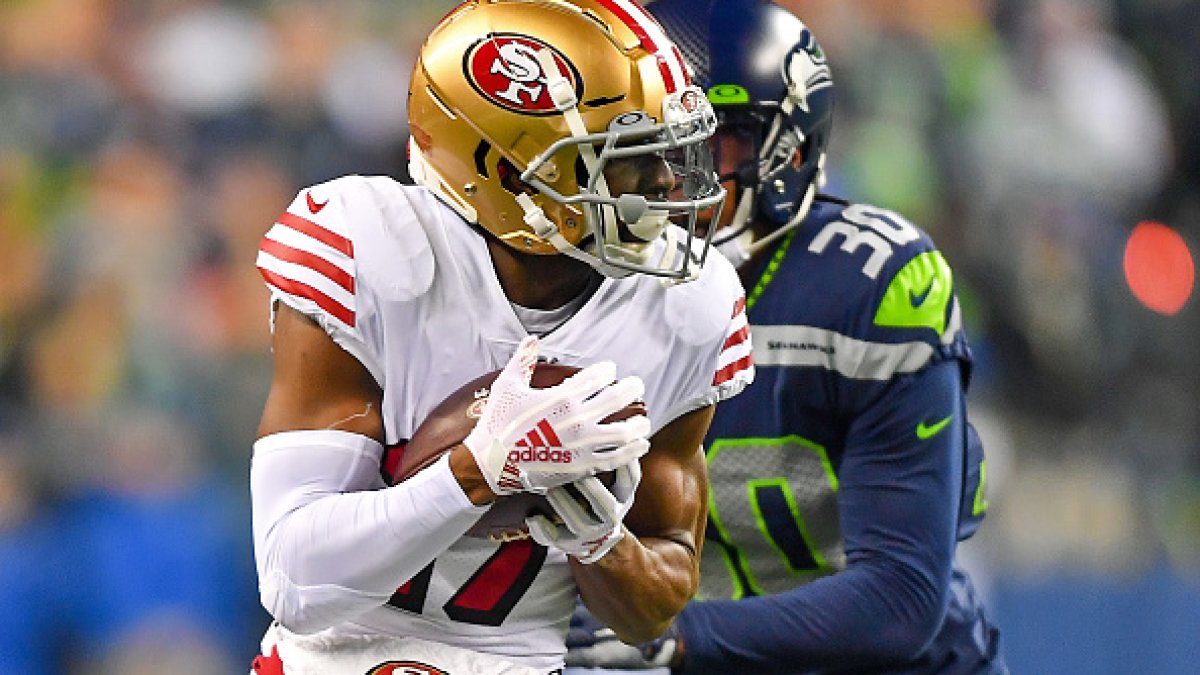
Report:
783,28,832,113
467,387,490,419
679,88,700,113
465,33,582,115
466,398,487,419
365,661,448,675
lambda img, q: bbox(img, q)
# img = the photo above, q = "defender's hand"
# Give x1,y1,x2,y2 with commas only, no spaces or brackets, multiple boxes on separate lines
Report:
463,336,651,496
565,600,682,669
527,459,641,564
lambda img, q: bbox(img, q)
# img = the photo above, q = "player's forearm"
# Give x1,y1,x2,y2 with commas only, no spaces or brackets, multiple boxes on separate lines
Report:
676,555,946,672
571,530,699,643
252,433,488,633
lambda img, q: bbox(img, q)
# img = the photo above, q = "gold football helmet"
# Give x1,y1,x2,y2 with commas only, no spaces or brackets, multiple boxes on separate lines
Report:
407,0,725,280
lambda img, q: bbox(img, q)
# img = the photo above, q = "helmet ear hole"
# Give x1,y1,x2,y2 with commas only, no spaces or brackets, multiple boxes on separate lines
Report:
497,158,534,196
574,155,591,189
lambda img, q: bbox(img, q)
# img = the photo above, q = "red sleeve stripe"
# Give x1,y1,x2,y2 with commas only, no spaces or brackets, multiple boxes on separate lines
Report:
722,323,750,351
276,211,353,257
713,355,753,386
259,237,354,295
713,295,752,386
259,266,356,326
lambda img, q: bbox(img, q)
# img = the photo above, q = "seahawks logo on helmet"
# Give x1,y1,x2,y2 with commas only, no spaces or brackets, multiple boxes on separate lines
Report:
784,29,832,114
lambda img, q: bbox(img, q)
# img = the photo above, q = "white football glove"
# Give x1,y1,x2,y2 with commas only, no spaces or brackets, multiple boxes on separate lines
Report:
463,336,651,496
526,458,641,564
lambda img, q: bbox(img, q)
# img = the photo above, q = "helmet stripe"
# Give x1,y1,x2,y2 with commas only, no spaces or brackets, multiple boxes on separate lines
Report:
595,0,688,93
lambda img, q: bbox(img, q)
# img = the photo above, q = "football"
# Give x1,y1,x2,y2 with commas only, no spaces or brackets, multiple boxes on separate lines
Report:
392,363,647,541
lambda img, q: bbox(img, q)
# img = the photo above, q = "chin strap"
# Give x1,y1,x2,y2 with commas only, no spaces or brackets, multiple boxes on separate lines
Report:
719,153,825,269
515,193,632,278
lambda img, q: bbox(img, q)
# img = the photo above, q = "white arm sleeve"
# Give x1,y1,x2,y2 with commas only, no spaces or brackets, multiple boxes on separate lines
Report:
251,429,488,634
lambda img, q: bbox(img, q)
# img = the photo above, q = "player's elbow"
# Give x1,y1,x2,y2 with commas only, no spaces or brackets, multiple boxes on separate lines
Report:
863,608,945,664
862,577,948,662
847,555,951,664
260,570,372,635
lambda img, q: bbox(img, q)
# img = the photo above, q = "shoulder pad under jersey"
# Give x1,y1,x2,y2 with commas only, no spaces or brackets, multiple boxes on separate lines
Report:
664,241,754,400
755,198,967,380
256,175,436,332
796,199,961,342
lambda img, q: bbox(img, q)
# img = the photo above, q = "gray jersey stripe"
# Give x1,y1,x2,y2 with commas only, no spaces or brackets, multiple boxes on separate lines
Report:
751,324,935,380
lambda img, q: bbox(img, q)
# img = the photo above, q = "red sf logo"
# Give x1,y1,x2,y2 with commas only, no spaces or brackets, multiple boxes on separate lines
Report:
466,33,581,115
366,661,448,675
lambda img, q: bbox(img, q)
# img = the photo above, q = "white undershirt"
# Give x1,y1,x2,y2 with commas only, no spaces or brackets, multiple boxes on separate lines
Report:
509,277,600,336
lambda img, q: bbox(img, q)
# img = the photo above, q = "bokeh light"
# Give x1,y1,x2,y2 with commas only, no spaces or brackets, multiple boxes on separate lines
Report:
1123,220,1195,316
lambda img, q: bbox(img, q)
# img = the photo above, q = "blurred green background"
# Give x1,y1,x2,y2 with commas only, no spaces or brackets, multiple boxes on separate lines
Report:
0,0,1196,672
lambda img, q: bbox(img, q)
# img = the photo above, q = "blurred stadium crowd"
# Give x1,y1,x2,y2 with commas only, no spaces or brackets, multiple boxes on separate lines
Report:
0,0,1196,673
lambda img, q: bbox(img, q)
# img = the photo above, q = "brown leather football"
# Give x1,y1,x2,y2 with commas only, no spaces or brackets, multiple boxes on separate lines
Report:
392,363,646,541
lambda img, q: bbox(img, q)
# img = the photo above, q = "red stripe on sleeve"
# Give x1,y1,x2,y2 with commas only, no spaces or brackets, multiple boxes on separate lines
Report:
259,266,355,326
731,296,746,318
713,355,753,386
276,211,353,256
259,237,355,294
722,324,750,352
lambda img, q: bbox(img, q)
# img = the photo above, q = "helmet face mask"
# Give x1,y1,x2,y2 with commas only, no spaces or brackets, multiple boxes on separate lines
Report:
406,0,726,281
519,89,725,278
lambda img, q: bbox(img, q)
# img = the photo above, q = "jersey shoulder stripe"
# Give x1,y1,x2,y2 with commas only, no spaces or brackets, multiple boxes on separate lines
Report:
786,199,964,346
750,199,970,380
257,187,358,328
276,210,352,256
714,295,753,387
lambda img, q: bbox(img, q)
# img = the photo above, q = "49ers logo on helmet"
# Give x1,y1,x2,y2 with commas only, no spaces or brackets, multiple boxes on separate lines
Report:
366,661,448,675
466,33,582,115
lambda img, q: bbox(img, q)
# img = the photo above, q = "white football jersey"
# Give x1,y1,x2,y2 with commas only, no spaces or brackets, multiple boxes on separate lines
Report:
256,176,753,670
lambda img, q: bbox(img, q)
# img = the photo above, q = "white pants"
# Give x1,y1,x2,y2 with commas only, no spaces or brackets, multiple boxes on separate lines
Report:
256,622,556,675
559,662,672,667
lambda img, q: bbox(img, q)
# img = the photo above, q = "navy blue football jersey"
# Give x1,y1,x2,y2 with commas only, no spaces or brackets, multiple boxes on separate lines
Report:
678,197,1004,674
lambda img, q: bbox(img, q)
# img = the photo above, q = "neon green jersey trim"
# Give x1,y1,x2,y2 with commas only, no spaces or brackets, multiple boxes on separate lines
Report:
873,250,954,335
706,436,839,598
972,459,990,516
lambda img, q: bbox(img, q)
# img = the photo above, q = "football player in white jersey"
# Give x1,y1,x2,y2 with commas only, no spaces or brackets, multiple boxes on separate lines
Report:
248,1,753,673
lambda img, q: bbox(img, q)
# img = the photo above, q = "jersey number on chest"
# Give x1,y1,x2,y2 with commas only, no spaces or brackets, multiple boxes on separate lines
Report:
386,540,547,626
703,437,845,599
808,204,920,279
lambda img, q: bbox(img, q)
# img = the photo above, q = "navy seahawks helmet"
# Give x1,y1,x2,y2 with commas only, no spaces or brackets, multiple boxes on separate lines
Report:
648,0,833,252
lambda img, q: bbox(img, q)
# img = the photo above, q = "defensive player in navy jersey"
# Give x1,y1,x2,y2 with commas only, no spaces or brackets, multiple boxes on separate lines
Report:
565,1,1007,672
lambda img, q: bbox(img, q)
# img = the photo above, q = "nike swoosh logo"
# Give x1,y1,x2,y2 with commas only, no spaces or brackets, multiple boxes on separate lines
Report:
909,278,935,307
916,415,953,440
306,191,329,214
